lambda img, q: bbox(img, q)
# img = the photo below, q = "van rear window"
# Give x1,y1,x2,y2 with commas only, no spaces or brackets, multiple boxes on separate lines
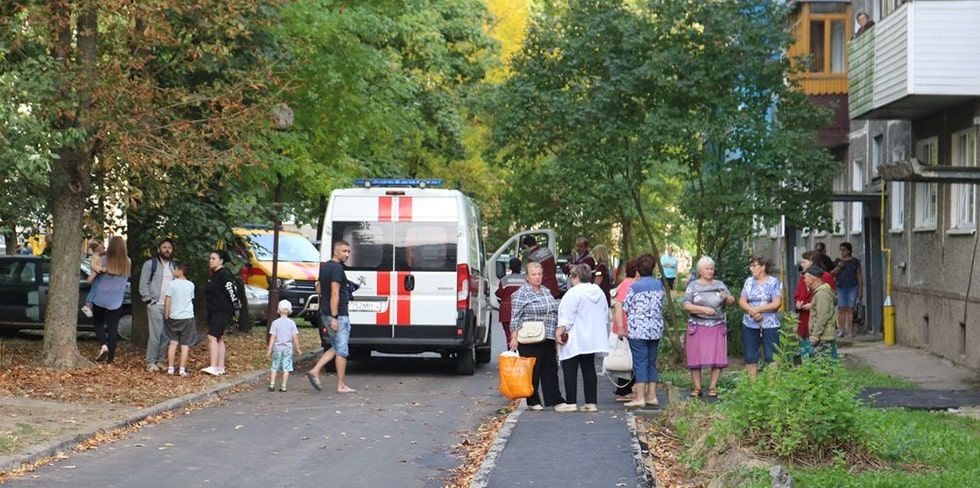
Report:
395,223,457,272
332,222,393,271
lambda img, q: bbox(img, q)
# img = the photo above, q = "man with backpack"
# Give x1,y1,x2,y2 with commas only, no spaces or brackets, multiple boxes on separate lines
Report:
139,238,176,372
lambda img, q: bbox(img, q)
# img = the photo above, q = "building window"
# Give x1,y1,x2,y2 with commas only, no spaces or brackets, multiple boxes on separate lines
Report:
950,129,977,231
805,5,849,75
915,138,939,230
890,182,905,232
872,134,884,178
833,172,845,235
851,159,864,234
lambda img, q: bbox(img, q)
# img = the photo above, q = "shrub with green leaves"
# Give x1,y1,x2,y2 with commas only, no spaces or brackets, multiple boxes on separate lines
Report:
724,357,865,457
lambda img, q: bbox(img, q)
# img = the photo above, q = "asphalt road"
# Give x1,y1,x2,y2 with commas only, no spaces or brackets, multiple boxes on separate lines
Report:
6,328,507,488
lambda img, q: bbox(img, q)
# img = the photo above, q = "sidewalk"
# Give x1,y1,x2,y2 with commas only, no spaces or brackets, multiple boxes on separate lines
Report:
477,369,661,488
840,341,979,390
841,340,980,411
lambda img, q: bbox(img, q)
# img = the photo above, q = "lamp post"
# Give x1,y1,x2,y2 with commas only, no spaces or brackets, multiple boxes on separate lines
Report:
268,103,294,324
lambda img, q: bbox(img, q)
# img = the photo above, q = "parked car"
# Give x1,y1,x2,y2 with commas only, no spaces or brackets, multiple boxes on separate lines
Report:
0,255,133,339
244,284,269,325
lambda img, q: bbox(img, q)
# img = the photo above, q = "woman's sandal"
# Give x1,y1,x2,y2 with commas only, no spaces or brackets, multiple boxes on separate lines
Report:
707,387,718,398
691,388,702,397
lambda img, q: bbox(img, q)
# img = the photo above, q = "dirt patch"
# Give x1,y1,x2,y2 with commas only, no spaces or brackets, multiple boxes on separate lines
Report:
0,396,135,457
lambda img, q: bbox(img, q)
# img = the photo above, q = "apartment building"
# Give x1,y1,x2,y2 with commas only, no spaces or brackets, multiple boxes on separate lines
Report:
847,0,980,368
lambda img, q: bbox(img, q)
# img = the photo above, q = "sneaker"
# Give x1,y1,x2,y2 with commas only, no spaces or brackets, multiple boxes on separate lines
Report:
167,368,175,375
268,384,275,392
215,368,226,375
200,366,219,376
146,363,160,373
279,385,287,392
179,370,188,377
80,305,93,318
554,403,578,412
528,404,544,411
581,403,598,412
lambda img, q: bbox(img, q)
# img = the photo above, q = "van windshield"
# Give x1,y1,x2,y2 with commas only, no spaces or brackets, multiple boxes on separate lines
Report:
246,233,320,263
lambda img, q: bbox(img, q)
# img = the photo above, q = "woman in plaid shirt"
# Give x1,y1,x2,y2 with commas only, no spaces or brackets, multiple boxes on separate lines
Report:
508,262,569,411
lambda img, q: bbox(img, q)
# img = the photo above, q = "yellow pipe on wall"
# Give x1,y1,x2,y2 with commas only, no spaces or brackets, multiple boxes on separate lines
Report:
880,187,896,345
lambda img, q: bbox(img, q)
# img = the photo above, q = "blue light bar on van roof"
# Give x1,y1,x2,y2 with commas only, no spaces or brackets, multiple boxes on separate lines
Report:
355,178,443,189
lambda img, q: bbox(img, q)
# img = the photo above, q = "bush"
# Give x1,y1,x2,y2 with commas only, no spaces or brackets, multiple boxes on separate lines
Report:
723,356,865,458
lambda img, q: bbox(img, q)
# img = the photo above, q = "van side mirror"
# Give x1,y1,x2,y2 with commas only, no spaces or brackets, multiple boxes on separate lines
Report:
495,261,507,280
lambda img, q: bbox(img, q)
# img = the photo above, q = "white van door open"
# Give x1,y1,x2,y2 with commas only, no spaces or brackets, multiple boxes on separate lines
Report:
486,229,556,310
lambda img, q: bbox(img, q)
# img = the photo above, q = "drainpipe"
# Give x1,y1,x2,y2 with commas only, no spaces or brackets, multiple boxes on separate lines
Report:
880,187,895,345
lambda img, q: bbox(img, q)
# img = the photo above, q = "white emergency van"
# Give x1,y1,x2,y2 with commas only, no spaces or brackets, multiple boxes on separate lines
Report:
319,179,491,375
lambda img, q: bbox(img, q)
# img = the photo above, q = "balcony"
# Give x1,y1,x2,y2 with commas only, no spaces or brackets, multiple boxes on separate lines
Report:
848,0,980,120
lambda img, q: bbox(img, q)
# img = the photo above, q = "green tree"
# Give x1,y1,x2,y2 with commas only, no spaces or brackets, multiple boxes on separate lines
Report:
0,0,280,368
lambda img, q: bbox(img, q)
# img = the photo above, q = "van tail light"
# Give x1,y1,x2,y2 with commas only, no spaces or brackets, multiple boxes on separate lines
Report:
457,264,470,311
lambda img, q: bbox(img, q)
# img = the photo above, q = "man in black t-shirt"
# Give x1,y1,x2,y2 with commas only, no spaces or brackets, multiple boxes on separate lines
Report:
307,240,356,394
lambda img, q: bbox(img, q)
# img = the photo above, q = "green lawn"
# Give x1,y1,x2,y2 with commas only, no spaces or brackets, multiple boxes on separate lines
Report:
731,409,980,487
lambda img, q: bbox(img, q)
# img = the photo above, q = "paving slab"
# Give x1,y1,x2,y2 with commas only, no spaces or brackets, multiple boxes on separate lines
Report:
840,342,980,390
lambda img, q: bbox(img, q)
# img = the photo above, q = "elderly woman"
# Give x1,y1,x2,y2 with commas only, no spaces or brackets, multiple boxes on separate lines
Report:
555,264,610,412
794,250,836,355
509,262,566,411
682,256,735,397
738,256,783,379
622,254,667,408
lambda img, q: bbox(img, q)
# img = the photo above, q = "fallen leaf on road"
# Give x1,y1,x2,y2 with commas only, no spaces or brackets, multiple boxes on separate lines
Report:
234,425,243,430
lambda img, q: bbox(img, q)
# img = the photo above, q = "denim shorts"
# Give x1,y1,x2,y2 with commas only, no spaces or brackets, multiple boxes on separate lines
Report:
837,286,858,309
742,326,780,365
320,312,351,358
270,350,294,372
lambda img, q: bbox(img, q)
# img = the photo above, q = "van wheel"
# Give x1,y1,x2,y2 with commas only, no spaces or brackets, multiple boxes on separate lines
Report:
455,345,476,375
117,314,133,341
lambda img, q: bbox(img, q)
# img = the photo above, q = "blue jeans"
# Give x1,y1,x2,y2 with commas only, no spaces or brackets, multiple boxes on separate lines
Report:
837,286,858,309
743,327,780,365
628,338,660,383
320,312,351,358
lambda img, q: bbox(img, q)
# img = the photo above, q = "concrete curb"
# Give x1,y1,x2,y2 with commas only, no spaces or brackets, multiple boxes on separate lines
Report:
469,403,525,488
626,412,655,488
0,351,320,475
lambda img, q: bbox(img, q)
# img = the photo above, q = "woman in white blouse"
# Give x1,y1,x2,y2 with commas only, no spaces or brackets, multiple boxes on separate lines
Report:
555,264,610,412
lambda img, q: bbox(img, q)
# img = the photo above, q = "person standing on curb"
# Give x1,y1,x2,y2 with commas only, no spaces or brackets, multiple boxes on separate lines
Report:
496,258,526,346
805,267,839,359
89,236,131,365
202,250,239,376
163,262,197,377
139,238,176,372
307,240,357,394
555,264,610,412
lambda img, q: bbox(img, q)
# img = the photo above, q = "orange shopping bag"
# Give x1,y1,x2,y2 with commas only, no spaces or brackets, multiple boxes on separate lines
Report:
498,351,536,400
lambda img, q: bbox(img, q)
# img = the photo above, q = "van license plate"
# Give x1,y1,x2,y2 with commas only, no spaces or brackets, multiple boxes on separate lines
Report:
307,302,319,311
348,301,383,312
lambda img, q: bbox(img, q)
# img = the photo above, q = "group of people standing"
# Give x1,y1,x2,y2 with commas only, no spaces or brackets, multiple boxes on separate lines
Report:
498,236,668,412
496,236,865,408
84,237,242,377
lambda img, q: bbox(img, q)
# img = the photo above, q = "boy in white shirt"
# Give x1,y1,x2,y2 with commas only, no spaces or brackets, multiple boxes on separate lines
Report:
163,263,197,376
267,300,301,392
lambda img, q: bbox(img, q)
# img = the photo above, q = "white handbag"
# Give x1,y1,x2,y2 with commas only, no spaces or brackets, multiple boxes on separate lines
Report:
517,320,545,344
602,333,633,372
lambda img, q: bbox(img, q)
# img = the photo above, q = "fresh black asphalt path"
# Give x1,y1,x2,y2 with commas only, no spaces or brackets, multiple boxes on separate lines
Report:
5,337,507,488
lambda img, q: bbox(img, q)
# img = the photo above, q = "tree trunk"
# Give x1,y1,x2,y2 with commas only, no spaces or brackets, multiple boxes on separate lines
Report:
4,230,16,255
127,214,150,348
41,1,98,368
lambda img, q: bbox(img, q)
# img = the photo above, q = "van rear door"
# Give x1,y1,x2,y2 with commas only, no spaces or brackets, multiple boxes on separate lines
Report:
486,229,556,310
330,193,458,343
